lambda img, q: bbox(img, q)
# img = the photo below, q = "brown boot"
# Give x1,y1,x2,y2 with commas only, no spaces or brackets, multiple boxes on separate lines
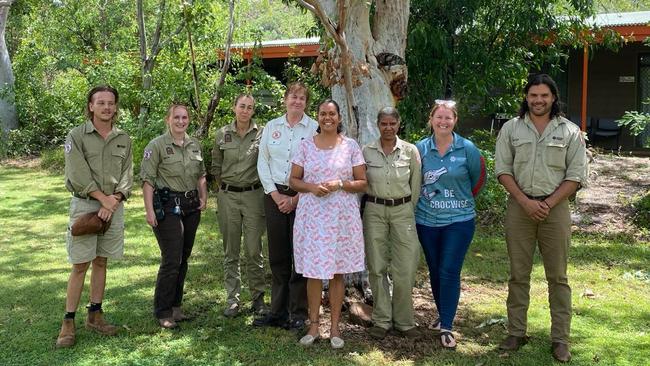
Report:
552,342,572,363
499,335,529,351
172,307,191,322
85,310,118,336
55,318,76,348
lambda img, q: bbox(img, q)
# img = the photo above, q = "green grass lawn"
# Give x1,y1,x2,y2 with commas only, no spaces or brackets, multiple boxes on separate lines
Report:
0,163,648,366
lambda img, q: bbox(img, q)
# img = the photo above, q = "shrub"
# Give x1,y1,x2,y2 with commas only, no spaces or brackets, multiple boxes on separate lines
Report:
632,190,650,230
40,147,65,174
469,129,507,227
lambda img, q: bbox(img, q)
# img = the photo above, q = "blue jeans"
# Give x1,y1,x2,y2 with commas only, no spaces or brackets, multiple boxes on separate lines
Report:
416,218,475,330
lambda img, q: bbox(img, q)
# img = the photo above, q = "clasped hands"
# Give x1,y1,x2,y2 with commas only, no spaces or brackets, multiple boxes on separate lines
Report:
310,179,343,197
522,198,551,222
98,193,122,222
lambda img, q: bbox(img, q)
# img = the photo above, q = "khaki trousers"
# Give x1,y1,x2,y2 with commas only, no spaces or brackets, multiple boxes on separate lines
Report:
505,197,572,343
363,202,420,331
217,188,266,305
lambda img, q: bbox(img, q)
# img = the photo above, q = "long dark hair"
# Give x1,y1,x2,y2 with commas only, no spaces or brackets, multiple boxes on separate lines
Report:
518,74,563,119
316,99,343,134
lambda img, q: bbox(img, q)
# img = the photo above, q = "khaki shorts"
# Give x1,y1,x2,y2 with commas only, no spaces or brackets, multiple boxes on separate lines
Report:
66,197,125,264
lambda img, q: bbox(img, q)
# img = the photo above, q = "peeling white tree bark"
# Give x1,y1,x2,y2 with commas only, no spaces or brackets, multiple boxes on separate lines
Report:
0,0,17,133
299,0,409,145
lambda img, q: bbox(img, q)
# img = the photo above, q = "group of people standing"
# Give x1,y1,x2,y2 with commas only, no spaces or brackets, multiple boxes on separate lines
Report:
55,74,586,363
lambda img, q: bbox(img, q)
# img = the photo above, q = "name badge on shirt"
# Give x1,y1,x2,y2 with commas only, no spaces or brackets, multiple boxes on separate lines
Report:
166,147,174,155
225,133,232,143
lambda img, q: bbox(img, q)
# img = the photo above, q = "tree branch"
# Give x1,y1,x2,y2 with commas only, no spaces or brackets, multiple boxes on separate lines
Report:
196,0,235,139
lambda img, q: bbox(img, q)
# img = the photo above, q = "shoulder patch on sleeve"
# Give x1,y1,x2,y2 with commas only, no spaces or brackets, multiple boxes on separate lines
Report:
143,149,153,160
64,142,72,154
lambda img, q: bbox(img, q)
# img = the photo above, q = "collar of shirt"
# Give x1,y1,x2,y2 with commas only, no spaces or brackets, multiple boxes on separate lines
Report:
523,113,566,140
224,120,259,134
425,132,464,153
163,130,191,147
275,113,310,127
83,120,123,139
367,137,406,156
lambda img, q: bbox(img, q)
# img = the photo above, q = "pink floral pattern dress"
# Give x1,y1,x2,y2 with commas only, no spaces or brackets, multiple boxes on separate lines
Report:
292,136,366,279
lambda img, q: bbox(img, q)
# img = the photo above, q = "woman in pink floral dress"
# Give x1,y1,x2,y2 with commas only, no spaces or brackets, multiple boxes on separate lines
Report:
289,99,367,349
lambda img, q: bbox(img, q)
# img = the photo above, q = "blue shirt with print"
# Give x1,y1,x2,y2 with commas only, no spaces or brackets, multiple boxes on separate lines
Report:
415,132,485,227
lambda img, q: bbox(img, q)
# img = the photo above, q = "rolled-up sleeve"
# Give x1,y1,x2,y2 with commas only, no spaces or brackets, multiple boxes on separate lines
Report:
494,123,514,178
257,125,276,194
409,146,422,203
563,130,587,185
210,129,225,182
64,132,99,195
139,141,159,188
115,137,133,199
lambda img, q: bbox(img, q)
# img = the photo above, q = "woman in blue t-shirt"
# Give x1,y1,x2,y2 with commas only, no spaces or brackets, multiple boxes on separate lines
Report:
415,100,486,349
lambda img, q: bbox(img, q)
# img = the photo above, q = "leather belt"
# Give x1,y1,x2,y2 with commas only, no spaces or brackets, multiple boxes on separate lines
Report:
275,184,298,197
72,193,97,200
169,189,198,198
221,182,261,192
366,195,411,207
526,194,550,201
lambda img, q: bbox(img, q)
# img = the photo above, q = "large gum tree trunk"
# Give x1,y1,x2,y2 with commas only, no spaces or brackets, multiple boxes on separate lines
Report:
317,0,409,146
0,0,17,133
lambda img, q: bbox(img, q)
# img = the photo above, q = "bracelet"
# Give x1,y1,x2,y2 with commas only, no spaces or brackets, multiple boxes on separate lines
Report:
290,197,294,205
542,200,550,208
338,180,344,191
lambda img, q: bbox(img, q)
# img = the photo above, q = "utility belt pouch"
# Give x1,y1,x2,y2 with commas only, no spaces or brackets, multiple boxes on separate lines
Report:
153,188,165,221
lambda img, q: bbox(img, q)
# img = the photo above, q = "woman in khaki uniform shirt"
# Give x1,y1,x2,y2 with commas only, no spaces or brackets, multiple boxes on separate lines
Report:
210,94,267,318
141,103,207,329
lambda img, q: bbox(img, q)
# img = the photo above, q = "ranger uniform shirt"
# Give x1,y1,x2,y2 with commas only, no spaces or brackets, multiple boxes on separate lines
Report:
140,131,206,192
495,114,587,197
64,121,133,198
362,137,422,202
257,114,318,194
210,121,263,187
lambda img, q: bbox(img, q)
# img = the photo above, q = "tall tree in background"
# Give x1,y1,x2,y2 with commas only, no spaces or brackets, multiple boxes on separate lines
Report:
0,0,17,133
136,0,185,127
295,1,409,145
401,0,598,129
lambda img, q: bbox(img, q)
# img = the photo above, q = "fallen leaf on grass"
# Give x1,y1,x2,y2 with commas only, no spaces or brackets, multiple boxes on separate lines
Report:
122,324,131,331
475,317,506,328
581,289,596,298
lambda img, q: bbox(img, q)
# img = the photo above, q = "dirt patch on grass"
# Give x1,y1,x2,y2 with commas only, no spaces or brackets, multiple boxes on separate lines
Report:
0,157,40,169
572,153,650,238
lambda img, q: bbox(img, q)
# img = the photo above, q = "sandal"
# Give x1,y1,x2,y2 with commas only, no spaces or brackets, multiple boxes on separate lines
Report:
440,331,456,350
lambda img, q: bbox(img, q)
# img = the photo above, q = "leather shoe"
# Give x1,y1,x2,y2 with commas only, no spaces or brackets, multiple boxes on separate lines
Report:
172,307,191,322
499,335,529,351
223,303,240,318
284,318,306,330
397,326,421,339
252,313,284,328
368,326,389,339
158,317,178,329
552,342,572,363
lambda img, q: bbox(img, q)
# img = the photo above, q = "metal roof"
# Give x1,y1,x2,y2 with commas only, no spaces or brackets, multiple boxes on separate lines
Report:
231,37,321,49
590,11,650,27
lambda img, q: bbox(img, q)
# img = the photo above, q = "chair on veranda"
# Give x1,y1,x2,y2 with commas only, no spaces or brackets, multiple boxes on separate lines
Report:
592,118,621,150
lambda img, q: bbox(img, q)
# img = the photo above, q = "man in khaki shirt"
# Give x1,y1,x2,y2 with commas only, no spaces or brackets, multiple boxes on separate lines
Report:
56,86,133,348
362,107,422,339
211,95,267,318
495,74,586,363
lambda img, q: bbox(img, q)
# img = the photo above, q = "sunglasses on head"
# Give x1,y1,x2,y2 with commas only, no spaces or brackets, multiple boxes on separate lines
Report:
434,99,457,108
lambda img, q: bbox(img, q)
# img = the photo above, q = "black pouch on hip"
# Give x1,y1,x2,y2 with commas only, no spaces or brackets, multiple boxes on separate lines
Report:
153,188,165,221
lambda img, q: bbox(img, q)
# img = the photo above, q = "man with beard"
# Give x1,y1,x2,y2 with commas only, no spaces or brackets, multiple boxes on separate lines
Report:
494,74,587,362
